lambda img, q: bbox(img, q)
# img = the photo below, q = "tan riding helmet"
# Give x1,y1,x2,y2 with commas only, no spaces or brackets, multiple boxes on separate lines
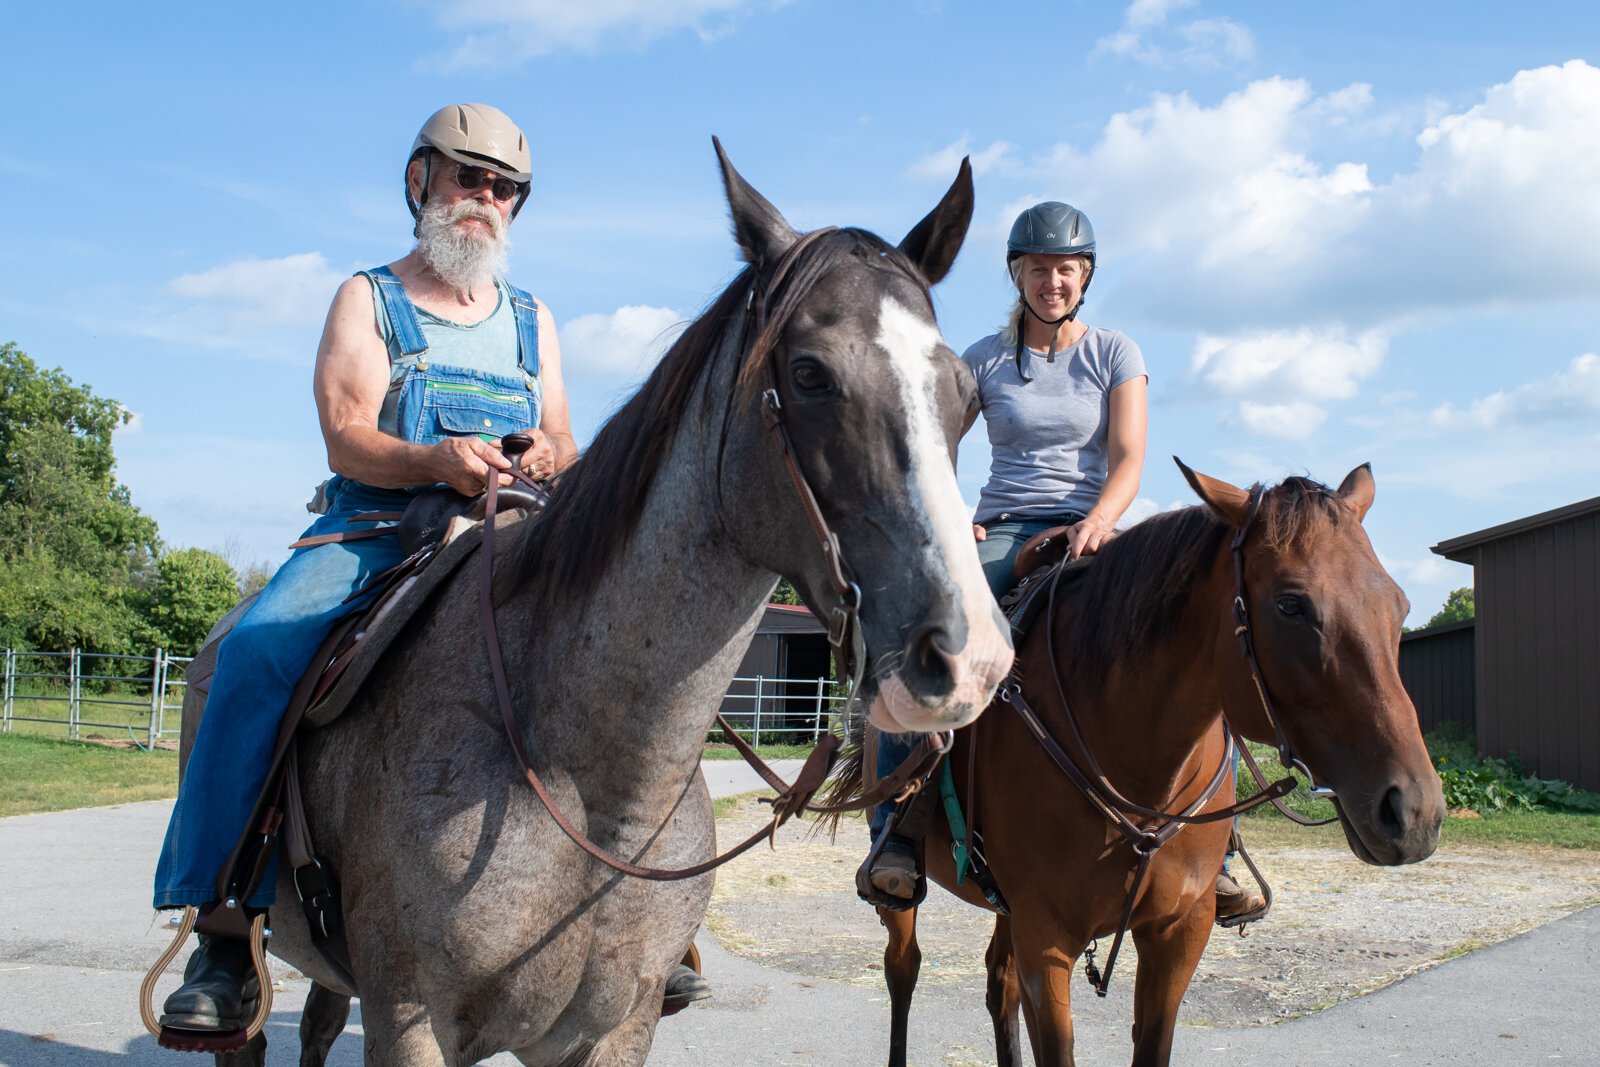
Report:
406,103,533,222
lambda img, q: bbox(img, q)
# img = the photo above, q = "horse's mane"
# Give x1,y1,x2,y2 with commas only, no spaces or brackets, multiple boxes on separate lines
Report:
817,475,1345,822
512,228,927,617
1061,475,1344,685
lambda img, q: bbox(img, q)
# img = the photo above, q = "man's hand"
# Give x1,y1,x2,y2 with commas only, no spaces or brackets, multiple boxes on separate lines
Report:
430,436,513,495
1065,516,1116,560
516,428,558,481
973,524,987,542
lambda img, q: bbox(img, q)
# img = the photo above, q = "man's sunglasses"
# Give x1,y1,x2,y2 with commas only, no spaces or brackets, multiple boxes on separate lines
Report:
450,164,525,203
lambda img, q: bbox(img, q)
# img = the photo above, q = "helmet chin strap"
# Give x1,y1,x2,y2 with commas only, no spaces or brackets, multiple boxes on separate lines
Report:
1014,297,1078,383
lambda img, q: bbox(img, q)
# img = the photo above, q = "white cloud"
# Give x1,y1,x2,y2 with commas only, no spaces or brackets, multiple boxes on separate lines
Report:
1035,61,1600,331
425,0,758,66
559,305,687,381
1193,328,1387,400
1190,328,1386,438
1234,400,1326,440
167,253,343,329
909,137,1014,180
1094,0,1253,68
1430,352,1600,431
131,253,345,360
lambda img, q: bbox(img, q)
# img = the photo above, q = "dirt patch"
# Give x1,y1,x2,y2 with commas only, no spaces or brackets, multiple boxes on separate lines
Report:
707,798,1600,1027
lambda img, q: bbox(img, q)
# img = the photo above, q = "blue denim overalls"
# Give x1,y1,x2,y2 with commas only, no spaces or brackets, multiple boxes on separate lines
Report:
154,267,543,909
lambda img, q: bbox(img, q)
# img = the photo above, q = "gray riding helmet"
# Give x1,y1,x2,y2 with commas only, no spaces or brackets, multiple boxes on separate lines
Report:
1006,201,1096,266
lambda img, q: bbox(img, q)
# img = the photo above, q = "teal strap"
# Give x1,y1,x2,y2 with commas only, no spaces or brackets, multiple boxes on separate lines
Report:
939,757,971,885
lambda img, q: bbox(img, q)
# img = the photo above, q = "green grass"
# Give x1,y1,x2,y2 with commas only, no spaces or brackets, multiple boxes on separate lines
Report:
0,733,178,817
701,743,817,761
1235,732,1600,851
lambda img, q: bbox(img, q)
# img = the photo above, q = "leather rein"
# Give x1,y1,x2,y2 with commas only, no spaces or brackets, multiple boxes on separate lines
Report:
477,228,949,881
995,487,1336,995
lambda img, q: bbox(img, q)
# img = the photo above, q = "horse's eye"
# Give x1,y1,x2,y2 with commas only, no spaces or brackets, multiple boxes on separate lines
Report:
791,359,832,396
1276,595,1305,617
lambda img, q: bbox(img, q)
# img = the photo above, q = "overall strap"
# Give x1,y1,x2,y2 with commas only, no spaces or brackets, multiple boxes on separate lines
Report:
361,266,429,360
506,283,541,378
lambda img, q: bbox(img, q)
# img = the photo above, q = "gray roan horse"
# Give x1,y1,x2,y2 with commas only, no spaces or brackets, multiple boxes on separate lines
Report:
174,143,1014,1065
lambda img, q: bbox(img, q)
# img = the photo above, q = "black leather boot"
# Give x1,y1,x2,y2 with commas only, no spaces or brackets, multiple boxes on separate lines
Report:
661,963,712,1013
160,935,260,1032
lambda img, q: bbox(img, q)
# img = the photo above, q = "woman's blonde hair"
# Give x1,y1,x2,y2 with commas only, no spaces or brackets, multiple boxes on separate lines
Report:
999,253,1092,346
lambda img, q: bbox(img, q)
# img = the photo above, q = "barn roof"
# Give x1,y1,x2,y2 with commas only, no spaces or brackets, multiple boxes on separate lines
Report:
757,602,827,635
1433,495,1600,563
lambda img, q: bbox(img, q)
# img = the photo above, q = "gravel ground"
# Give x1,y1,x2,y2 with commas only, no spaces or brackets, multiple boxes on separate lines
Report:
706,797,1600,1029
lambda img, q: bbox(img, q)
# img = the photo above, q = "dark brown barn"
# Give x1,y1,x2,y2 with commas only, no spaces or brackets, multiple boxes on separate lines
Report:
1432,494,1600,791
722,604,833,739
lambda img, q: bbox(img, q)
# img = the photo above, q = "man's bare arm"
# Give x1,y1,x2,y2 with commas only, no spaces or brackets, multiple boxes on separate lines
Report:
312,277,509,495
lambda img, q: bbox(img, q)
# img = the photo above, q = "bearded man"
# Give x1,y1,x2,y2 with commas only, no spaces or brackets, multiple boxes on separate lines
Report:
150,104,617,1035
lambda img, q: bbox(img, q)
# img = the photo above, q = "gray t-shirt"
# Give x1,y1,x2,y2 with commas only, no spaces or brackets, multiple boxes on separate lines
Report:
962,326,1147,525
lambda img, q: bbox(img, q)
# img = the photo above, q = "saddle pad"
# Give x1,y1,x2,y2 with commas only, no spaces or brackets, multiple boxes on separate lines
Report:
187,510,527,733
305,510,530,729
999,555,1094,642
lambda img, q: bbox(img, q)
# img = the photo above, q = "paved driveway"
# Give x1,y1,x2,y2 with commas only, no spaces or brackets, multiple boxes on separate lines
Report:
2,762,1595,1065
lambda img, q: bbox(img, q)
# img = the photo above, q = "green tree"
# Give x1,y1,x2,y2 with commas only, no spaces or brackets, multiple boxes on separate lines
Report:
146,548,241,655
1426,586,1475,628
771,578,804,606
0,342,160,651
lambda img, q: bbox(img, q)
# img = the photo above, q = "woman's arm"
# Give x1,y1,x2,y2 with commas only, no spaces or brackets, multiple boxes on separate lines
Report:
1066,374,1148,559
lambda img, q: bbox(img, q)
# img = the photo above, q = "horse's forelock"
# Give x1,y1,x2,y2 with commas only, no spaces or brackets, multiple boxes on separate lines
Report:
1257,476,1343,550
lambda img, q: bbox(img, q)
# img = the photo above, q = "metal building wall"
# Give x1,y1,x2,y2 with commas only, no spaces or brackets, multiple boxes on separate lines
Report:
1398,620,1475,736
1473,509,1600,791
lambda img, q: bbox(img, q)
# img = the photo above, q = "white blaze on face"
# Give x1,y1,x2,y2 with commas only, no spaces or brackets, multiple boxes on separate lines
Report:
870,295,1013,732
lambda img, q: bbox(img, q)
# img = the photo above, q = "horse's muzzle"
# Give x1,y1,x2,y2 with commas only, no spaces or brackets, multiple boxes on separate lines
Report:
1336,772,1445,866
866,618,1013,734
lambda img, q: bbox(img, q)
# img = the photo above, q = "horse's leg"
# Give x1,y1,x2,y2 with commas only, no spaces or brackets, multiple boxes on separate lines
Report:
1010,920,1078,1066
878,905,921,1067
361,998,446,1066
298,981,353,1067
214,1032,266,1067
984,914,1025,1067
1128,900,1213,1067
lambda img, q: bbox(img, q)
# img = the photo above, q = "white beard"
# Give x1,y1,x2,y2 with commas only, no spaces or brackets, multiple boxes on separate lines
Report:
416,199,510,294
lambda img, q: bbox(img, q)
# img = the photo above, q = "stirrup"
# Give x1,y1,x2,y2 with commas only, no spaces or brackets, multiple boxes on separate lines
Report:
140,906,275,1052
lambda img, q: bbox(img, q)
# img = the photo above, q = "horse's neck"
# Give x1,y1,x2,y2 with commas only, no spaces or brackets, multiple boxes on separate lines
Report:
1049,560,1232,806
499,333,776,803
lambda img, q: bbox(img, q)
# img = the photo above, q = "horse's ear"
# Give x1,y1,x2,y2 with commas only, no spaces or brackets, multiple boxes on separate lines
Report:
898,157,975,286
1336,463,1375,522
1174,456,1252,527
713,136,797,270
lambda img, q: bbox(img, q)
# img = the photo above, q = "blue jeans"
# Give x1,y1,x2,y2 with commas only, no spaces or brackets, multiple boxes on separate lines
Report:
869,516,1079,844
153,479,413,909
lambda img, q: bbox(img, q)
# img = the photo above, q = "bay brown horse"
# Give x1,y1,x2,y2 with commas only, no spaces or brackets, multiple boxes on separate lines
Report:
866,461,1443,1066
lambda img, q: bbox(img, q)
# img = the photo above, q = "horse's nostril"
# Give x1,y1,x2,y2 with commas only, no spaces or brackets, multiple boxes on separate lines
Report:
1378,786,1405,840
910,626,958,687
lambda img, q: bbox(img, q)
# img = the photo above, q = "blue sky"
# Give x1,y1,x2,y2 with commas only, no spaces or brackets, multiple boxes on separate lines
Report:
4,1,1598,625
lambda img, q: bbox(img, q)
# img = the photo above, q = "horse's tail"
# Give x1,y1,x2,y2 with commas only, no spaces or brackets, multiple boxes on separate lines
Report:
811,736,867,840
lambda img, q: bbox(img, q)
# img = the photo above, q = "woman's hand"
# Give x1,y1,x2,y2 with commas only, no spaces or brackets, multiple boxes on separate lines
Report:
973,524,987,542
1066,515,1116,560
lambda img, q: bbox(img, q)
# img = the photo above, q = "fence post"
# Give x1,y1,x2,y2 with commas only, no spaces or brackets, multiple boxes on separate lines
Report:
752,676,763,746
147,647,164,751
2,649,12,734
68,648,80,740
814,676,826,741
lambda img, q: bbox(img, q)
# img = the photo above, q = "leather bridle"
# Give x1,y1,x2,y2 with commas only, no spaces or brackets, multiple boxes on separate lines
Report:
475,228,950,881
995,486,1337,995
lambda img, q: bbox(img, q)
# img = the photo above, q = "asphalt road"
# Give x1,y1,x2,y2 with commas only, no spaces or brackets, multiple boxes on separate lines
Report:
2,762,1595,1065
